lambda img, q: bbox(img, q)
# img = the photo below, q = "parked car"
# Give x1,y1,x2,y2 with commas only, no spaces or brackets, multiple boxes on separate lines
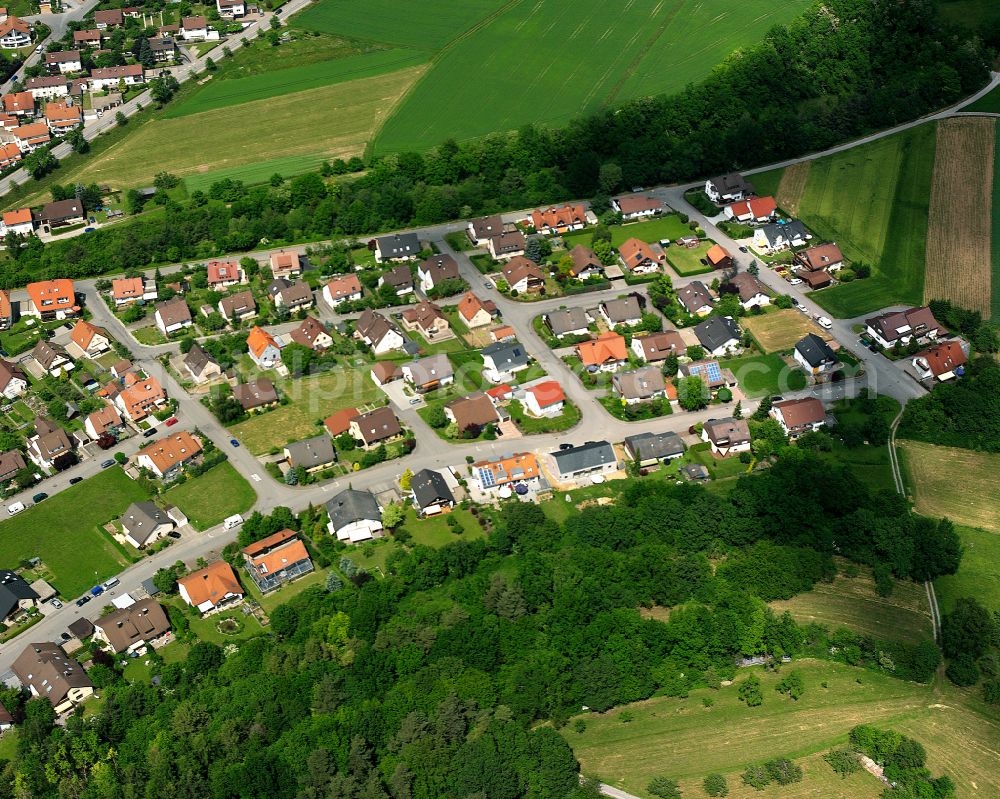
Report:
75,595,90,607
816,316,833,330
165,416,178,426
7,502,24,515
83,227,95,233
50,598,63,609
100,459,115,469
60,632,70,640
788,278,803,285
408,398,420,405
483,281,492,290
167,530,181,539
69,476,83,485
32,492,48,503
230,438,240,447
790,297,800,306
738,246,748,253
143,428,157,438
90,585,104,597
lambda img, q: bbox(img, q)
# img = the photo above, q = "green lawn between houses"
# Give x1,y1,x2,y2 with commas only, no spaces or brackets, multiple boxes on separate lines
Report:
561,215,692,251
163,462,256,530
0,468,147,598
718,352,807,398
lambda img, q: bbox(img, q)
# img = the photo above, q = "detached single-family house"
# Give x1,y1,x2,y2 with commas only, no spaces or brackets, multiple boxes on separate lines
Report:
702,417,752,457
724,196,777,224
354,309,405,355
551,440,617,481
217,0,247,17
44,50,81,74
206,259,244,289
73,29,102,47
481,340,529,383
26,278,77,319
284,435,337,473
115,375,166,422
402,301,449,340
677,281,714,316
618,238,664,274
457,291,498,328
1,207,33,237
576,331,627,371
694,316,741,358
0,571,38,621
154,297,192,335
178,561,244,614
0,359,27,398
567,244,605,280
467,214,505,245
524,380,564,416
417,253,460,292
12,643,93,715
473,452,539,493
348,406,402,449
378,263,414,297
93,601,171,654
289,316,333,351
0,16,31,49
726,272,770,310
111,276,156,306
247,326,281,369
27,417,73,470
323,273,362,306
40,200,83,230
179,15,209,41
611,195,663,220
242,529,314,594
44,101,81,133
530,204,587,235
865,307,943,349
912,340,967,382
600,296,642,327
233,378,279,411
410,469,455,517
624,431,685,466
681,359,738,391
84,403,123,439
402,353,453,392
374,232,420,263
94,8,124,27
705,173,754,204
486,230,526,260
445,393,499,432
69,320,110,358
120,502,174,549
0,450,26,484
612,366,667,405
149,36,176,62
268,279,313,312
796,243,845,273
326,488,382,542
32,341,73,376
794,333,839,377
137,431,203,478
771,397,826,437
631,329,683,363
545,307,590,339
501,256,544,294
269,250,301,279
183,344,222,384
753,220,811,253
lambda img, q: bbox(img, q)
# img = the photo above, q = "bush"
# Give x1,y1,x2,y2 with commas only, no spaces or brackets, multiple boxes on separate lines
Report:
775,670,804,700
765,758,803,785
741,765,770,791
738,674,763,707
824,748,860,777
703,773,728,796
647,777,681,799
946,653,980,686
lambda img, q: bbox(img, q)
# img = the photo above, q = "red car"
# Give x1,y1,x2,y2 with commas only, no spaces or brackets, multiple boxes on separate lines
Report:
165,417,179,427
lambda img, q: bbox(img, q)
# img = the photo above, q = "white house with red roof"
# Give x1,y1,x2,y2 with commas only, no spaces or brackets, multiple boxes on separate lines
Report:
206,259,244,288
524,380,565,417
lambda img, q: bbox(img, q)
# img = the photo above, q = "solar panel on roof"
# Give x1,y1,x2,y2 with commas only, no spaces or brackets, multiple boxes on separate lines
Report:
478,467,496,488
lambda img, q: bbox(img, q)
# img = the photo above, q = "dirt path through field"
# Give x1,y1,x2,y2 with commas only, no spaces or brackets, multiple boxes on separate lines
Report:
924,118,996,315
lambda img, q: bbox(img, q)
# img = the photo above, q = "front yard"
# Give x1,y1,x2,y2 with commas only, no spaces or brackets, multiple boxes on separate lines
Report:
163,461,256,530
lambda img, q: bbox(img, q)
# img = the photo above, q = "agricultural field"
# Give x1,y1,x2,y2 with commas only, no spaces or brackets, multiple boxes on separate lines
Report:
741,309,825,353
770,564,933,645
923,117,995,315
0,469,146,597
162,462,256,530
993,124,1000,318
718,353,807,398
965,83,1000,113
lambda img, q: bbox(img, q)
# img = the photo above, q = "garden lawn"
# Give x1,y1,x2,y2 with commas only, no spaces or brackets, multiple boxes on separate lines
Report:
510,399,581,433
0,468,147,597
719,352,807,398
185,604,265,644
132,326,167,345
402,507,484,548
248,567,330,613
742,309,826,353
163,462,256,530
664,240,716,276
561,215,691,251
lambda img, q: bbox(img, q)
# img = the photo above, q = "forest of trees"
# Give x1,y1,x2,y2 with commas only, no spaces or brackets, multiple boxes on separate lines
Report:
0,0,989,287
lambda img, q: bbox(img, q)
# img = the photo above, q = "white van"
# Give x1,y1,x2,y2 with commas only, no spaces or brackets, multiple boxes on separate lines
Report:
223,514,244,530
102,577,120,590
7,501,24,515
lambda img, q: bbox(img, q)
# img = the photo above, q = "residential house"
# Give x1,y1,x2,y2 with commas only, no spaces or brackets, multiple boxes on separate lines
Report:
576,331,627,371
402,301,449,339
624,431,685,466
44,101,81,133
39,200,82,230
612,366,667,405
218,290,257,322
182,343,222,384
84,403,122,439
865,306,943,349
473,452,539,493
467,214,504,245
322,273,363,306
27,417,73,470
89,64,144,90
705,173,754,203
326,488,382,542
111,359,133,378
0,143,21,169
600,296,642,327
268,279,313,311
378,263,414,296
631,329,683,363
544,307,590,339
800,270,832,289
481,340,529,383
72,29,101,47
0,16,31,49
0,703,11,732
217,0,246,16
120,502,174,549
457,291,498,328
348,406,402,449
501,256,544,293
726,272,770,310
247,326,281,369
753,220,811,253
2,91,33,115
93,601,171,653
567,244,605,280
486,383,513,403
530,204,587,235
32,341,73,376
694,316,741,357
681,359,737,392
0,571,38,620
1,207,33,237
611,195,664,219
284,435,336,473
486,230,526,260
524,380,564,416
374,232,421,263
416,253,460,292
794,333,839,377
796,243,845,273
323,407,359,438
701,417,752,456
770,397,826,438
12,643,93,714
0,359,26,398
69,320,111,358
178,561,244,613
369,361,402,386
705,244,734,270
490,325,515,342
0,289,12,330
111,276,156,306
44,50,81,74
269,250,301,279
136,431,203,478
618,238,664,274
11,121,49,150
0,449,26,483
179,15,208,40
149,36,176,62
94,8,124,27
445,393,499,432
233,378,278,411
401,353,453,392
724,196,777,224
289,316,332,351
677,281,714,316
551,440,617,481
354,309,405,355
154,297,192,334
242,529,313,594
207,259,244,288
912,340,967,382
409,469,455,517
115,374,166,422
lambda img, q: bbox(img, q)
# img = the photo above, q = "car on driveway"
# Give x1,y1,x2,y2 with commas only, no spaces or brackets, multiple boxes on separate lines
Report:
167,530,181,539
789,278,803,285
738,246,748,253
50,598,63,609
165,416,178,426
230,438,240,447
483,281,492,290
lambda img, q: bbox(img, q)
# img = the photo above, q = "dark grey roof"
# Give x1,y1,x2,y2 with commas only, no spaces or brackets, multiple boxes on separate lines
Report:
410,469,454,510
0,571,39,619
694,316,740,352
284,435,336,469
795,333,838,368
601,296,642,323
120,501,171,546
677,281,713,313
67,617,94,638
707,172,754,196
481,340,528,370
759,220,808,244
551,440,616,476
269,279,313,306
326,489,380,532
380,264,413,289
624,431,685,461
377,232,420,258
183,343,219,376
545,307,589,336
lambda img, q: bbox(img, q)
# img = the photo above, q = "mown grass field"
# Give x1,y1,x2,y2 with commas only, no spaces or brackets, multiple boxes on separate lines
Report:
65,66,425,191
664,240,715,276
966,83,1000,113
742,309,826,353
372,0,811,153
0,468,146,597
163,461,256,530
934,524,1000,614
561,216,691,251
183,152,342,193
719,353,807,398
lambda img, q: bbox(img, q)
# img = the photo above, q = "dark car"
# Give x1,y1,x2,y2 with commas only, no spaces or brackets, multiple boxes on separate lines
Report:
60,632,71,641
75,595,90,607
559,443,572,450
738,246,748,253
230,438,240,447
32,492,48,503
790,298,800,306
83,227,95,233
69,476,83,485
143,428,157,438
167,530,182,539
